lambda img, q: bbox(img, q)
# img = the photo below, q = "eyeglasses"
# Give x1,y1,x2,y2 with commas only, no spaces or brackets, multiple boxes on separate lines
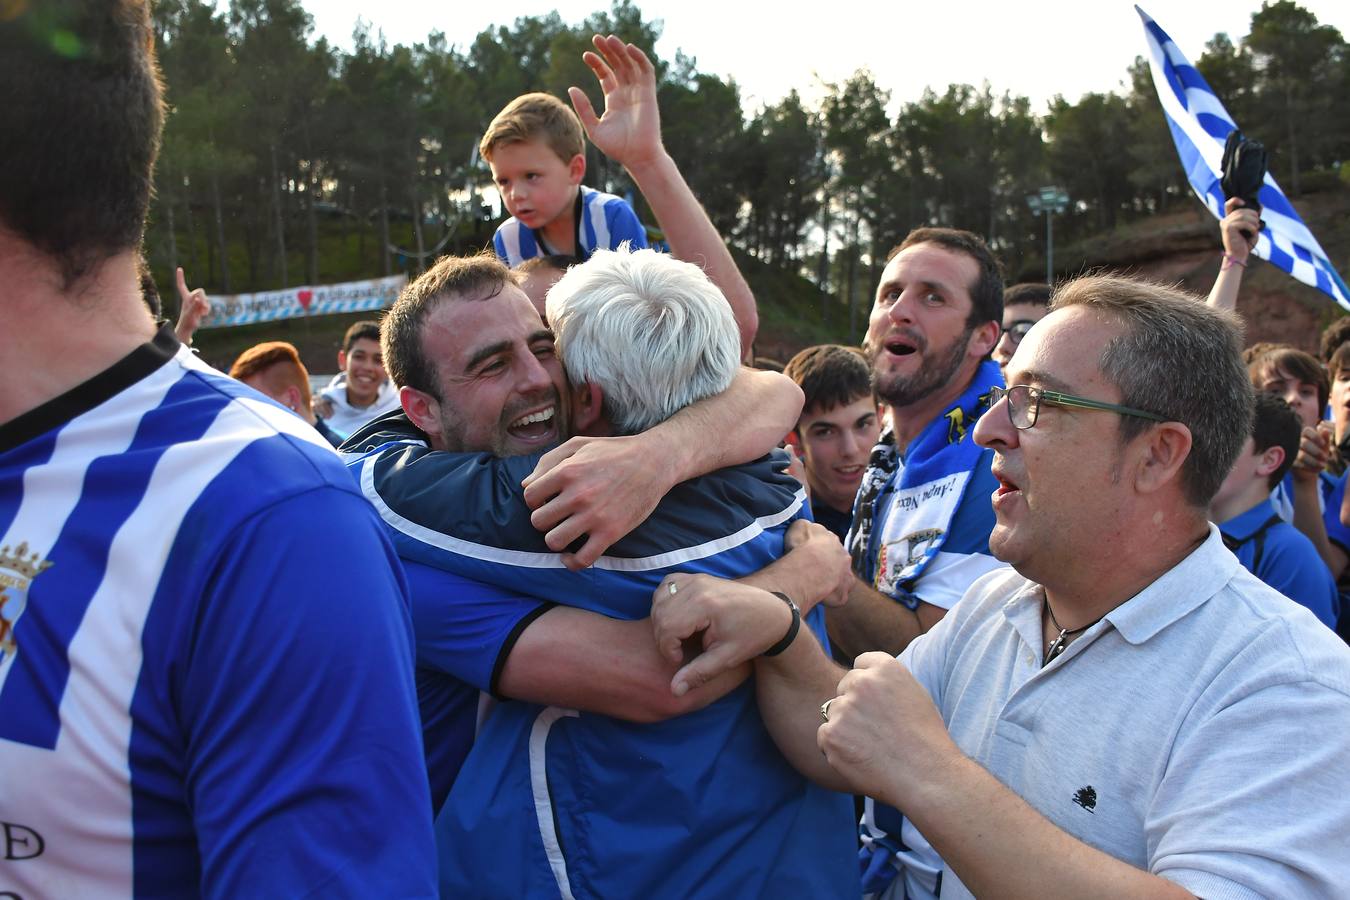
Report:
1000,320,1038,346
989,384,1167,430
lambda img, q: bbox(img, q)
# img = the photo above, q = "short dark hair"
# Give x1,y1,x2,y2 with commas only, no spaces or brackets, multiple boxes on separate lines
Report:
1052,275,1252,509
381,253,513,396
1247,345,1329,412
1250,392,1302,490
890,227,1004,328
342,320,382,354
0,0,165,287
1003,283,1052,309
783,344,874,420
516,254,574,276
1320,316,1350,363
1329,343,1350,383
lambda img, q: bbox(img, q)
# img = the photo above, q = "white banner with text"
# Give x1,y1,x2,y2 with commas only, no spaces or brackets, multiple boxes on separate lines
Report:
198,274,408,329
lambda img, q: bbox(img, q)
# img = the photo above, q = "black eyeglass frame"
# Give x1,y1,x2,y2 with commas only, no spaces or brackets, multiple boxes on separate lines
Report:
989,384,1167,430
999,319,1039,345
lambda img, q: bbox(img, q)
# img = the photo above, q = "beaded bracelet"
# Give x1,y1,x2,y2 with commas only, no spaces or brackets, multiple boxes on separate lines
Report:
1221,253,1248,271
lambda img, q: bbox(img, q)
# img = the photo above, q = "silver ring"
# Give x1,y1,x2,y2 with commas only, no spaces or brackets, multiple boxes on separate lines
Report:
668,581,678,596
820,698,835,723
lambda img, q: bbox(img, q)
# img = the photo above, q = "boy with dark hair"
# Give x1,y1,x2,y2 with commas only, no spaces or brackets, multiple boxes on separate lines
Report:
317,319,400,439
1320,316,1350,363
1245,344,1344,573
482,92,648,266
992,282,1051,374
783,345,880,541
1211,393,1338,627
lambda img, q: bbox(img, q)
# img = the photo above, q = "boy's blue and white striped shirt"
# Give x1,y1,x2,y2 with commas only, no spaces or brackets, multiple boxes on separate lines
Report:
0,327,434,897
493,185,649,267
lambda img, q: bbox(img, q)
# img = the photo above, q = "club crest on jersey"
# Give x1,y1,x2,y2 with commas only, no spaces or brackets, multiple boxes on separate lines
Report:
875,528,944,592
0,542,55,665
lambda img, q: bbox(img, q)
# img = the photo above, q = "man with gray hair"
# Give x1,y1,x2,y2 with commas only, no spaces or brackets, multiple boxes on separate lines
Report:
653,274,1350,897
545,245,743,434
349,244,858,897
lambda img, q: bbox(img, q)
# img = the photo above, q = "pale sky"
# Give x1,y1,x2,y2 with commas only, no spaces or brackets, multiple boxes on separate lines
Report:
304,1,1350,115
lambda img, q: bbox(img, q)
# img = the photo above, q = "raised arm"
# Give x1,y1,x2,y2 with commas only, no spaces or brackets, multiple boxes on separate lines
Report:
1205,198,1259,312
523,366,803,567
174,266,211,345
570,34,757,357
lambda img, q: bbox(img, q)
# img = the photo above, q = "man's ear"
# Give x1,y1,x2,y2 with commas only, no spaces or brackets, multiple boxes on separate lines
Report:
281,384,303,412
1133,421,1193,496
1255,444,1286,480
400,386,443,445
968,319,1001,360
337,349,349,372
567,152,586,186
571,381,604,434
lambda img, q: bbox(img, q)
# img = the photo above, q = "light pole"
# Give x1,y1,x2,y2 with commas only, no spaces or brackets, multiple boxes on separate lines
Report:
1026,186,1069,284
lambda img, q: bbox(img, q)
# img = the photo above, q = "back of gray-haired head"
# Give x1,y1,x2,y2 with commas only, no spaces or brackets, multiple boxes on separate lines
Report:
546,247,741,435
1050,274,1253,509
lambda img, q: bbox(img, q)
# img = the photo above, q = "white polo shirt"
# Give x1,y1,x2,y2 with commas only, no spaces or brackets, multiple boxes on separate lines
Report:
899,525,1350,899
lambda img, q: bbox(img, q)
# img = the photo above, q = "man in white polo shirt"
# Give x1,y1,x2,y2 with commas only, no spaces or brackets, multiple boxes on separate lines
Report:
654,274,1350,897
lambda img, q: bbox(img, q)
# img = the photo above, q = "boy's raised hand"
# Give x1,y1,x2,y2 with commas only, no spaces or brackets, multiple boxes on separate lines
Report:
569,34,664,171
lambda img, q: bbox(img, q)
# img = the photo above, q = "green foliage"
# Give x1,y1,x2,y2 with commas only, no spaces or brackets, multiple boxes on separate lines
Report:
146,0,1349,341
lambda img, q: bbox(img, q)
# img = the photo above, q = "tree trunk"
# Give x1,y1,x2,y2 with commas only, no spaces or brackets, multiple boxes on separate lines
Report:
210,164,230,293
410,181,426,277
164,189,179,279
184,194,202,282
1284,81,1300,196
271,143,289,288
846,200,860,344
306,165,320,286
378,177,391,277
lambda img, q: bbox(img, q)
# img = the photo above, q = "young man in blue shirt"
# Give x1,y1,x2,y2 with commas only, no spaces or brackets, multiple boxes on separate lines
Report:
1210,392,1339,628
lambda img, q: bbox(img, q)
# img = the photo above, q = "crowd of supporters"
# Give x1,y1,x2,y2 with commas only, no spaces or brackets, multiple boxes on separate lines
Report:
3,4,1349,898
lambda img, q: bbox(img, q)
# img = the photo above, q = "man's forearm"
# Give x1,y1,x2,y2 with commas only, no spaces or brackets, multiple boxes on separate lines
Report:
827,578,940,659
500,607,747,722
645,366,802,484
902,755,1193,900
753,630,852,791
739,526,847,614
625,151,758,357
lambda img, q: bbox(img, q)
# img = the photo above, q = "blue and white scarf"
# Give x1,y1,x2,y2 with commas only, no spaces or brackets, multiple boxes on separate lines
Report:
848,360,1002,605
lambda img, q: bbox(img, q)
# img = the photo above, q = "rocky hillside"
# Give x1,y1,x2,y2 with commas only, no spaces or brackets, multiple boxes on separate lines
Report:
1055,186,1349,354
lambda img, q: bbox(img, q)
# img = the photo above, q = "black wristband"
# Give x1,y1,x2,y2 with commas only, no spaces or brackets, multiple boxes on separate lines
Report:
761,591,801,657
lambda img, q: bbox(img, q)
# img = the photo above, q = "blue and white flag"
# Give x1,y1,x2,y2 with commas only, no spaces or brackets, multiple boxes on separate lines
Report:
1137,6,1350,310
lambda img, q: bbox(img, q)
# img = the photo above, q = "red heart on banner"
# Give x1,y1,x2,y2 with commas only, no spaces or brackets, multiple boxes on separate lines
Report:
297,289,314,311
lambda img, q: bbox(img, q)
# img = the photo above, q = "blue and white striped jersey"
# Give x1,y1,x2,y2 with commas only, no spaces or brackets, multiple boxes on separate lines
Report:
492,185,649,266
0,327,435,898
